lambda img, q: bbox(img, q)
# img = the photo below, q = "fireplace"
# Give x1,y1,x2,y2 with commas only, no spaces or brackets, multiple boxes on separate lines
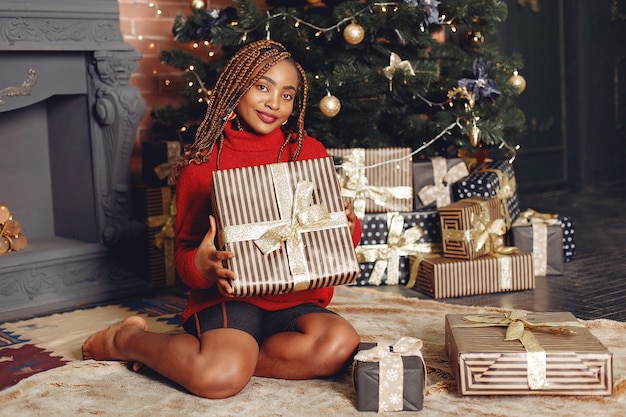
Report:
0,1,148,321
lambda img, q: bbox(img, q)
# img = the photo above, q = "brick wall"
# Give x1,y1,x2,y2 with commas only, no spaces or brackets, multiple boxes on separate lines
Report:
117,0,234,178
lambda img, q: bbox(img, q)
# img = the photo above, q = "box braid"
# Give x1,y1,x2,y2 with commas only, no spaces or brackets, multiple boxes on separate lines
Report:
169,40,309,183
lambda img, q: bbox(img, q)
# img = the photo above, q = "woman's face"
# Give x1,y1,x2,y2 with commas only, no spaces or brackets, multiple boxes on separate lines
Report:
235,59,299,136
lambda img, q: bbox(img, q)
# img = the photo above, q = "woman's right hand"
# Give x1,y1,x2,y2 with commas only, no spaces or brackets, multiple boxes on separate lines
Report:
194,215,236,296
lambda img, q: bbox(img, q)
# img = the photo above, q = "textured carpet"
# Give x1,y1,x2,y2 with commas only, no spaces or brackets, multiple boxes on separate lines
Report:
0,286,624,417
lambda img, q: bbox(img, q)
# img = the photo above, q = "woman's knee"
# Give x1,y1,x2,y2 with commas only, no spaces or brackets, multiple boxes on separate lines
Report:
311,322,360,376
186,357,254,399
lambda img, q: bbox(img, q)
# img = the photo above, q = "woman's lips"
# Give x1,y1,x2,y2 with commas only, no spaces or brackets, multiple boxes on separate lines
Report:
257,111,278,124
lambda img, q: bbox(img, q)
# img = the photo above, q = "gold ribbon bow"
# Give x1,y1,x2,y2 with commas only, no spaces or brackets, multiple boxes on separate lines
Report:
478,167,517,228
383,52,415,91
442,198,508,254
354,337,426,412
454,311,584,390
147,188,177,286
355,213,441,285
0,205,28,254
153,142,181,181
220,163,348,292
512,209,560,276
417,157,469,207
338,149,413,219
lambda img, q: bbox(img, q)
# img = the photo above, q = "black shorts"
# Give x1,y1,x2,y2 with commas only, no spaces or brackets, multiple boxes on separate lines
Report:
182,302,336,346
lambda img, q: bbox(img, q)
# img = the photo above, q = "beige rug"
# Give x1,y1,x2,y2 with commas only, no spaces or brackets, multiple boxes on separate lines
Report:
1,286,625,417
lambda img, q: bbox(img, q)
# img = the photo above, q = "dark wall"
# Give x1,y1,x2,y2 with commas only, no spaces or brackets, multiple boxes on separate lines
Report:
494,0,626,193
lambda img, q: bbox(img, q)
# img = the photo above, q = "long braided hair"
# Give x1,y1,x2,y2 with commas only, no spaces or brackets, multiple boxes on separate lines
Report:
169,40,309,183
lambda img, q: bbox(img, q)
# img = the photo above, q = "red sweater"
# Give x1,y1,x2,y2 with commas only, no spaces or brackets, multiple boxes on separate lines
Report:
175,123,362,323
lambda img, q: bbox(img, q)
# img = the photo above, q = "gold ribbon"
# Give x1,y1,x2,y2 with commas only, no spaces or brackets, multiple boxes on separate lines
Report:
405,253,443,289
383,52,415,91
512,209,560,276
0,205,28,254
417,157,469,207
442,198,508,254
453,311,584,390
338,149,413,219
153,142,181,181
354,337,426,412
477,167,517,228
220,163,348,292
355,212,441,285
147,187,177,286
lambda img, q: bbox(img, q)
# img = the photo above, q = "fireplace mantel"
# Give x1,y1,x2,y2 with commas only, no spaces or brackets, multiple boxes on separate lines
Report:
0,0,149,321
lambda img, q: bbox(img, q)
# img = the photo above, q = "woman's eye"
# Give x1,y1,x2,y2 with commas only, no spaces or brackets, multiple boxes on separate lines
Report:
282,93,293,101
257,84,268,92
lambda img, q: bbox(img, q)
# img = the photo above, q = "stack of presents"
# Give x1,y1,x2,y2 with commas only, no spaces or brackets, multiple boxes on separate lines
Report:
139,142,611,412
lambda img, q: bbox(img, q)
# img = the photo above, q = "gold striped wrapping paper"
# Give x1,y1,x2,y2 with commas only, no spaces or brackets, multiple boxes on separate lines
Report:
445,312,613,396
407,252,535,299
211,157,359,297
328,147,413,217
439,196,505,260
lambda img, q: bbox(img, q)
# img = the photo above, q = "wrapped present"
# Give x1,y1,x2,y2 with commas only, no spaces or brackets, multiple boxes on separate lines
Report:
445,311,613,396
354,210,442,286
141,140,181,186
510,209,564,276
353,337,426,412
211,157,359,297
407,251,535,299
413,156,469,209
559,215,576,262
451,159,520,227
133,185,178,287
329,147,413,218
439,196,506,260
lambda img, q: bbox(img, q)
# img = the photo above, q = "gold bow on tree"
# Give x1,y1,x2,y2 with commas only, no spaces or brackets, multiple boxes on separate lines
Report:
383,52,415,91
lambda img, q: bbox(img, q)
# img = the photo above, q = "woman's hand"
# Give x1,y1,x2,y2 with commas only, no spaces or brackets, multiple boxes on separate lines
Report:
194,215,236,296
344,201,357,236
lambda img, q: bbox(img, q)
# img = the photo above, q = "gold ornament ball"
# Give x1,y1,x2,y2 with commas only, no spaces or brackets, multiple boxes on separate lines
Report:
189,0,206,10
466,31,484,47
319,94,341,117
508,73,527,93
343,22,365,45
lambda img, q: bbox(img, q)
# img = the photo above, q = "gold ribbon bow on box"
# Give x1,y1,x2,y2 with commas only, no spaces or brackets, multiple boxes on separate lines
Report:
477,166,517,228
383,52,415,91
354,337,426,412
153,142,181,182
0,204,28,255
454,311,584,390
512,209,560,276
355,212,441,286
417,157,469,207
147,187,177,287
220,163,348,292
338,149,413,219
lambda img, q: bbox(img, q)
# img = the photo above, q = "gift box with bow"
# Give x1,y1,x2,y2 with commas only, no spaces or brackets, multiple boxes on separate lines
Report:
445,312,613,396
354,210,442,286
353,337,426,412
141,140,181,186
510,209,565,276
407,251,534,299
413,156,469,209
439,196,507,260
451,159,520,228
328,147,413,218
211,157,359,297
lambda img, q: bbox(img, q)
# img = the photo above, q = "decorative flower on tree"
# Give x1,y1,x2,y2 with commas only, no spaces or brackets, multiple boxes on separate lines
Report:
458,60,501,102
405,0,441,25
195,7,233,38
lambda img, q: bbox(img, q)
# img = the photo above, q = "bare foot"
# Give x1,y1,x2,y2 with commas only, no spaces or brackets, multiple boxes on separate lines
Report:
82,316,148,361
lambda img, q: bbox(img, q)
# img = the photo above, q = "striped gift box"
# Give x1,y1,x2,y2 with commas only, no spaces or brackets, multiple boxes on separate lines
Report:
328,147,413,217
211,157,359,297
408,252,535,299
445,312,613,396
439,197,505,260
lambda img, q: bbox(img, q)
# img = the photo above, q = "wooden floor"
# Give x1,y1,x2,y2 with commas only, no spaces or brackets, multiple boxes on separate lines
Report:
377,183,626,322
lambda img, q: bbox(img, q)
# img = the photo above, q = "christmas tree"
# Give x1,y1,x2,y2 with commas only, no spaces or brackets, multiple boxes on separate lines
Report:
152,0,527,159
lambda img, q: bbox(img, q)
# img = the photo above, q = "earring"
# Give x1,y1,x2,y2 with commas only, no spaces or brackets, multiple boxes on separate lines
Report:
228,111,237,121
282,119,289,126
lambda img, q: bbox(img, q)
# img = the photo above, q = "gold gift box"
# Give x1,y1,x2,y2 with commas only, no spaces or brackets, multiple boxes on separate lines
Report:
211,157,359,297
439,196,505,260
408,252,535,299
445,312,613,396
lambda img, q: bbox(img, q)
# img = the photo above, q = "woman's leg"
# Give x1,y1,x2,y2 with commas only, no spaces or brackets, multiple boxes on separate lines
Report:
254,312,360,379
81,317,259,399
